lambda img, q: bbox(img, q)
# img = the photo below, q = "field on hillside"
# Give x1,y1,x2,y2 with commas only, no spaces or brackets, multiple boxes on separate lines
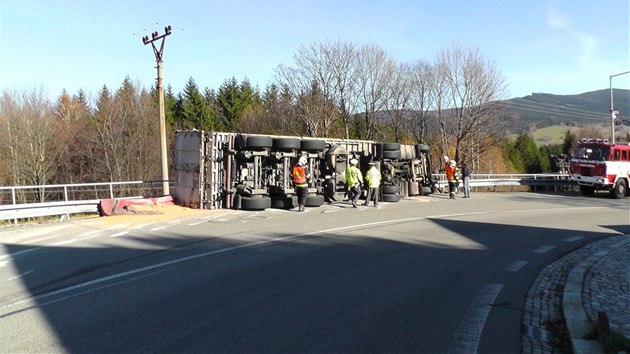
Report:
532,125,570,145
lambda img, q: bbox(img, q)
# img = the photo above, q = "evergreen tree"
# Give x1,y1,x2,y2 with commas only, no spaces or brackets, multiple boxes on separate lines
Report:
181,77,213,130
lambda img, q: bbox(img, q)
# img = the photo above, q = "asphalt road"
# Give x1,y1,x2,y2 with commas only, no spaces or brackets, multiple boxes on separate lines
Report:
1,192,628,353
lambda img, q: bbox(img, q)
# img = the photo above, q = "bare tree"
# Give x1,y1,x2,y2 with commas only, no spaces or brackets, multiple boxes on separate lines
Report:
0,88,63,200
275,39,357,138
408,60,436,143
434,44,508,165
383,62,413,142
355,44,396,140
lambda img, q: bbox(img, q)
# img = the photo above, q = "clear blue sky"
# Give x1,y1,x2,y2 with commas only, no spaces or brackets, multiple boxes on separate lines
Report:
1,0,629,101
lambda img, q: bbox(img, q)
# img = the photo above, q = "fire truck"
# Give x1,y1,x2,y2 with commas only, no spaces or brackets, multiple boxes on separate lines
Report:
173,130,437,210
569,138,630,198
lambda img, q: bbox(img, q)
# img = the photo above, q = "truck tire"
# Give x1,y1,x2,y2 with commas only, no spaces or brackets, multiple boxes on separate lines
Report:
416,144,430,154
301,139,326,152
273,138,301,151
381,194,401,203
382,143,400,151
240,196,271,210
305,194,325,207
382,185,400,194
382,150,401,159
611,179,627,199
271,195,297,209
245,135,273,149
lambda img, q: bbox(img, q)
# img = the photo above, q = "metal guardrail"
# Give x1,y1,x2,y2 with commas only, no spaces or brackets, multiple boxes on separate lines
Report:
433,173,572,191
0,180,172,224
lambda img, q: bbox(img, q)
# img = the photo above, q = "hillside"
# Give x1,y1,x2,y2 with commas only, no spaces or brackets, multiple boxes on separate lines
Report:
499,89,630,133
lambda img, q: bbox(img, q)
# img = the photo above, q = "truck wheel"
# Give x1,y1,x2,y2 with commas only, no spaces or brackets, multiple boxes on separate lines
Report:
271,195,297,209
273,138,301,151
611,179,627,199
382,143,400,151
301,139,326,152
245,135,273,149
382,185,400,194
382,150,401,159
416,144,430,154
381,194,401,202
240,196,271,210
305,194,325,207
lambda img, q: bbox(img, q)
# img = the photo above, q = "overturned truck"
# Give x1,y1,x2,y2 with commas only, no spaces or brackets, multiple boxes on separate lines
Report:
174,131,436,210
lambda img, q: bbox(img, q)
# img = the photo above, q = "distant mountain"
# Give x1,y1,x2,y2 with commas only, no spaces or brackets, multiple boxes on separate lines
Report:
498,89,630,133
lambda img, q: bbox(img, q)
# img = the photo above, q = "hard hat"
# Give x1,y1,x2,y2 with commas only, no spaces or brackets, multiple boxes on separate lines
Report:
298,156,307,165
449,160,456,167
350,158,358,165
443,156,449,162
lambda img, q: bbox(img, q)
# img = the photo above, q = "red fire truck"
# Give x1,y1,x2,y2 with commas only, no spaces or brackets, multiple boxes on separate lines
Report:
569,138,630,198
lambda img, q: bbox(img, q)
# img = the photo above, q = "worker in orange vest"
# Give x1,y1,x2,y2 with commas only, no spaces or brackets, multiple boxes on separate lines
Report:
292,156,311,212
444,156,457,200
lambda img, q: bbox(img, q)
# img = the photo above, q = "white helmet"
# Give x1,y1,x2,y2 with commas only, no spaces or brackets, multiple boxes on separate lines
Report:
350,158,358,165
298,156,307,165
443,156,449,162
449,160,456,167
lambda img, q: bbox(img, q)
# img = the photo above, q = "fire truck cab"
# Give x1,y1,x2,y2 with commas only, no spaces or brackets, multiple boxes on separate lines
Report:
569,138,630,198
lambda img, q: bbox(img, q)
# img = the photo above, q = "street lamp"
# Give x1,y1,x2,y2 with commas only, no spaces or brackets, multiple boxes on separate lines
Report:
609,70,630,144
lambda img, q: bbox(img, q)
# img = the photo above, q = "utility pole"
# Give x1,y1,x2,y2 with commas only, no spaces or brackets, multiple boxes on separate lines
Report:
143,25,172,196
609,70,630,144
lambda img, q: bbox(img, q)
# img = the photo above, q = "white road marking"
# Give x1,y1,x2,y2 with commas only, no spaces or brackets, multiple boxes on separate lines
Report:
533,246,555,254
563,236,583,242
130,222,158,230
150,226,168,231
449,283,504,354
8,269,33,281
0,249,37,260
504,260,528,272
110,231,129,238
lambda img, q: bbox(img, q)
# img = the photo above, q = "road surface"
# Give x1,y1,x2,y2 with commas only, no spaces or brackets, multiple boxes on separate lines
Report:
1,192,628,353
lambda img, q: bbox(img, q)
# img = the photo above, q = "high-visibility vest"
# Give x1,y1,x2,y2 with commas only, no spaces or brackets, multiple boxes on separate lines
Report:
445,163,456,181
365,166,381,188
292,165,308,187
346,166,363,187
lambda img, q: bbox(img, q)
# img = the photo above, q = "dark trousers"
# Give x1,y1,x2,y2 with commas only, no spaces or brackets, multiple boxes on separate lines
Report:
350,185,361,205
448,180,456,199
364,187,379,206
296,186,308,207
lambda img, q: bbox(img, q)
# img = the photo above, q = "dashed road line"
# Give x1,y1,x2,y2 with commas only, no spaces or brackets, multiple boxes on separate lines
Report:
504,260,528,272
563,236,583,242
111,231,129,238
8,269,33,281
533,246,555,254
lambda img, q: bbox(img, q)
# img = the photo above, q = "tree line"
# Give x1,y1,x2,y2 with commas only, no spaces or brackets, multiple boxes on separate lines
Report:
0,41,576,188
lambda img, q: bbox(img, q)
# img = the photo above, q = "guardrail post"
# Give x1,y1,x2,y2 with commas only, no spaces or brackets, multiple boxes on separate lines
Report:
11,187,17,225
64,185,70,220
109,183,114,199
